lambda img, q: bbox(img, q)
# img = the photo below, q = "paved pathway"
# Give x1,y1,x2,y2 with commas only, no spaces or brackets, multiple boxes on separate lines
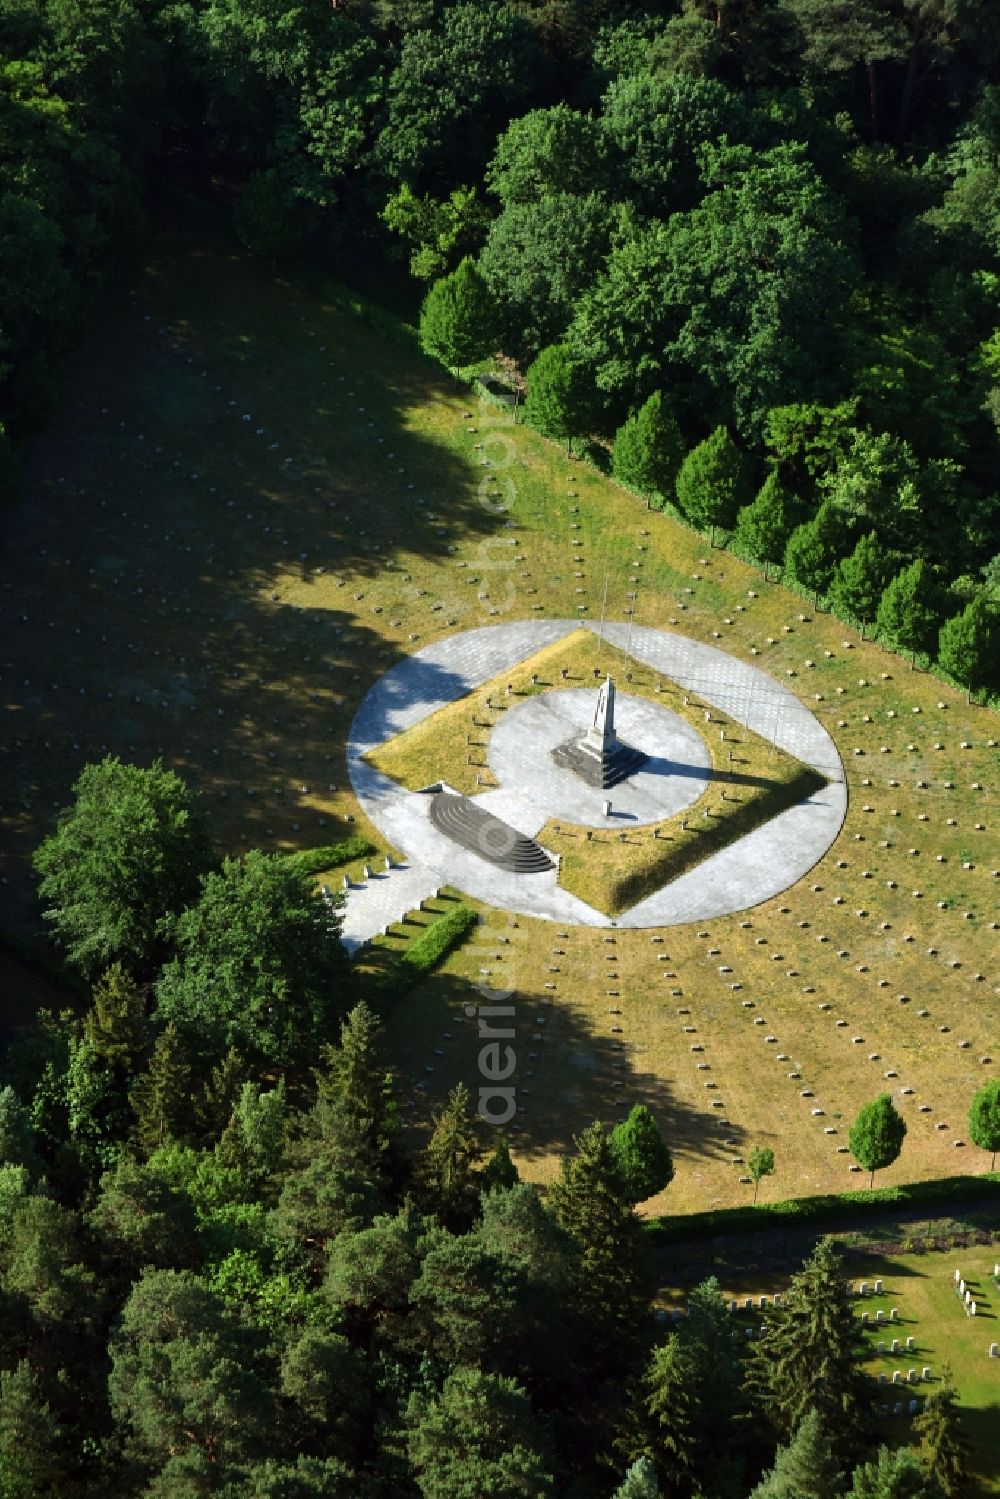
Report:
343,620,847,942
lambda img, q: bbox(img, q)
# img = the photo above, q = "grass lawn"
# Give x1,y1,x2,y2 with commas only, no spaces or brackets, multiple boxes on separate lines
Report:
657,1245,1000,1495
1,204,997,1229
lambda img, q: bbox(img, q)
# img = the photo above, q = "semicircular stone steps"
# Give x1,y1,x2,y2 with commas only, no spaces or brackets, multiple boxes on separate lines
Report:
429,792,553,873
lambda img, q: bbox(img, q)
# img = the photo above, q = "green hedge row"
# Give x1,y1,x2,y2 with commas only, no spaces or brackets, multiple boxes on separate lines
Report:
398,903,478,982
285,839,375,878
645,1173,1000,1245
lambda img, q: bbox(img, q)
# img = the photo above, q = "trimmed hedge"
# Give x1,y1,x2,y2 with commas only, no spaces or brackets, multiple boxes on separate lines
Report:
285,839,374,878
645,1173,1000,1245
399,903,478,980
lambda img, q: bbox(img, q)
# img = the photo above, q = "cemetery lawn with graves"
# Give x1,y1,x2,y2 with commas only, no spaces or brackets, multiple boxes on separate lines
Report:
656,1245,1000,1495
366,626,826,916
1,210,997,1220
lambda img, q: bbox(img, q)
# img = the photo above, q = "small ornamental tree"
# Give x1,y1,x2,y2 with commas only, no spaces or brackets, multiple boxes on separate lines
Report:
830,531,889,637
674,425,751,544
849,1093,907,1189
609,1105,674,1205
876,558,941,665
783,499,848,608
611,391,683,508
747,1144,775,1204
734,471,797,579
967,1079,1000,1170
937,595,996,701
234,169,301,264
419,256,499,375
523,343,594,455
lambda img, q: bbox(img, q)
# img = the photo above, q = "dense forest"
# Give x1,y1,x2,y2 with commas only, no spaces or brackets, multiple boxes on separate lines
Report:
0,1,998,1492
2,0,1000,689
0,757,984,1495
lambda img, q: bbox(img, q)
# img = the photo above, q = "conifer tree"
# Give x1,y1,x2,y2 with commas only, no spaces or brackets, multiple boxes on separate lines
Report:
643,1336,699,1496
131,1022,192,1158
419,256,499,375
876,559,940,665
83,963,148,1073
745,1236,869,1443
310,1002,398,1182
937,595,995,701
830,531,889,637
549,1121,647,1365
674,425,751,544
783,499,848,607
849,1093,907,1188
415,1082,483,1229
734,471,797,579
614,1456,662,1497
196,1048,246,1144
0,1361,65,1498
611,391,683,507
967,1079,1000,1170
482,1138,519,1193
750,1408,843,1499
913,1367,970,1498
0,1087,38,1174
849,1444,946,1498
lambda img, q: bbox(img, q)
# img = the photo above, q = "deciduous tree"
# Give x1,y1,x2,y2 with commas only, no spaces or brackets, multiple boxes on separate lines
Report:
748,1144,775,1204
523,343,595,455
734,473,797,579
830,531,890,636
675,425,752,543
850,1093,907,1188
609,1104,674,1204
419,256,499,374
937,595,996,700
611,392,683,508
967,1079,1000,1170
876,559,942,664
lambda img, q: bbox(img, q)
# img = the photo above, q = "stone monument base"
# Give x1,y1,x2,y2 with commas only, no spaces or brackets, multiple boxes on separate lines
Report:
551,736,648,789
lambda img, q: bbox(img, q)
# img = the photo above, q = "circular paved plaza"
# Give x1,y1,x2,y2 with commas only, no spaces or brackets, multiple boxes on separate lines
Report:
343,620,847,944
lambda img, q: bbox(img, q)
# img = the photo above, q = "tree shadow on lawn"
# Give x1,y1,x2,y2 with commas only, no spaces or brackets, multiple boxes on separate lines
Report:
373,965,747,1170
0,212,513,933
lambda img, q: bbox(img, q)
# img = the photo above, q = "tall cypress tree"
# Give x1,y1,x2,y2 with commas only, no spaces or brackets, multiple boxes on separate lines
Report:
876,558,940,665
783,500,849,607
937,595,995,701
734,471,797,579
745,1237,869,1445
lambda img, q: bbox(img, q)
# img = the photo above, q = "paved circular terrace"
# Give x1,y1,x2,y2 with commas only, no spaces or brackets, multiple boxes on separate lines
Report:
343,620,847,947
488,689,710,828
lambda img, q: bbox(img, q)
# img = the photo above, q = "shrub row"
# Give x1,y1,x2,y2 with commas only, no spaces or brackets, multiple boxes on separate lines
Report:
398,903,478,983
645,1172,1000,1245
284,839,375,877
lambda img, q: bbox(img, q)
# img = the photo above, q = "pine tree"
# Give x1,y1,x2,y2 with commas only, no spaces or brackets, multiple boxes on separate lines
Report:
611,392,683,508
131,1022,192,1158
734,472,797,579
549,1121,648,1366
523,343,594,455
674,425,751,544
783,500,848,607
830,532,889,637
750,1408,843,1499
419,257,499,375
849,1093,907,1188
967,1079,1000,1170
643,1336,699,1496
913,1367,971,1498
481,1138,519,1193
609,1105,674,1205
937,595,995,702
745,1236,869,1443
415,1082,483,1230
196,1047,246,1143
614,1455,662,1498
0,1361,65,1498
83,963,148,1072
876,559,941,666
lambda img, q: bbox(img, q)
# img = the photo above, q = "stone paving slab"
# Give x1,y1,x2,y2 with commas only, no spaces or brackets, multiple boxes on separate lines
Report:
344,620,848,937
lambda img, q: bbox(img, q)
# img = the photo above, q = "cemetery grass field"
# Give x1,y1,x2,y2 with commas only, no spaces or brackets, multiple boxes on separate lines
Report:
657,1245,1000,1495
2,206,998,1219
